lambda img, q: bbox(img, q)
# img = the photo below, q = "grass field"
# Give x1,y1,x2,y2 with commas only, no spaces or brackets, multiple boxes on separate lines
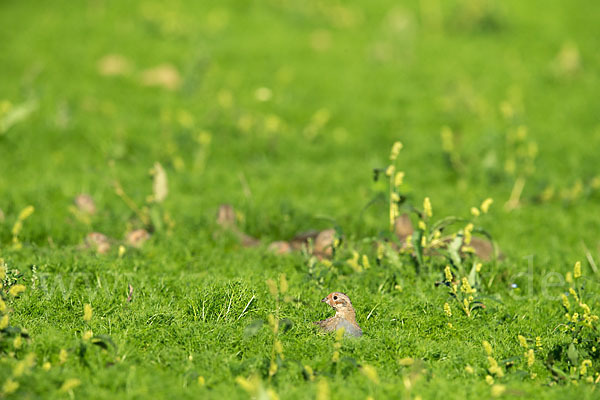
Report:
1,0,600,398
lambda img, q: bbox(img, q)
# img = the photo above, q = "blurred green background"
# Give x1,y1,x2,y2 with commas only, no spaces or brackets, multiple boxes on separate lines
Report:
1,0,600,398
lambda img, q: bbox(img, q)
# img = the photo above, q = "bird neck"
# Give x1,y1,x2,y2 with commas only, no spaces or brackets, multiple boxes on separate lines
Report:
335,307,356,322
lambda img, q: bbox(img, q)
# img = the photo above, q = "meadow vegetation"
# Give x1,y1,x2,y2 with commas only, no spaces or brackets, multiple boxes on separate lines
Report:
1,0,600,398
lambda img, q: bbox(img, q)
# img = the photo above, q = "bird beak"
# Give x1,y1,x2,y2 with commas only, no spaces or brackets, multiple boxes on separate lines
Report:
321,297,327,303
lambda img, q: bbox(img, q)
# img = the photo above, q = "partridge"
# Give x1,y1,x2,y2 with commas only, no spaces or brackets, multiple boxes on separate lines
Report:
314,292,362,337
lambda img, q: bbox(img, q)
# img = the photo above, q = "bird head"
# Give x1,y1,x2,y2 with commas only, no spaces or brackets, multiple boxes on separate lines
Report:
321,292,355,315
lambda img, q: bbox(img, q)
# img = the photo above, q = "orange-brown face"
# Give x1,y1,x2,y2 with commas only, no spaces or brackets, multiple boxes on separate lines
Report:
321,292,352,311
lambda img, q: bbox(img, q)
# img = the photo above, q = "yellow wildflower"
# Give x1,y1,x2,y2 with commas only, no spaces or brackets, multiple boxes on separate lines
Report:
303,365,314,381
42,362,51,371
82,330,93,341
266,279,278,297
361,254,370,269
536,337,542,348
465,365,474,374
561,294,570,310
464,223,474,245
518,335,528,348
394,171,405,187
481,198,494,213
59,349,68,364
361,365,379,384
418,220,426,231
316,378,330,400
8,284,26,297
471,207,480,217
198,376,205,386
2,379,19,395
0,298,6,313
483,340,493,356
13,335,22,349
491,384,506,398
386,165,395,177
0,314,9,329
574,261,581,279
485,375,494,385
526,349,535,367
279,274,288,294
569,288,579,303
60,378,81,393
83,303,93,322
389,141,403,160
566,272,573,283
444,302,452,317
423,197,433,218
444,266,453,282
398,357,414,366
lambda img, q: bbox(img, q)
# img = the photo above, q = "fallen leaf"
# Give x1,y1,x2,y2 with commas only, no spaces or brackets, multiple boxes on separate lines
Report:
394,214,414,241
268,241,292,254
127,284,134,302
85,232,111,254
151,162,168,203
140,64,181,90
97,54,133,77
74,194,96,214
126,229,150,248
314,229,336,257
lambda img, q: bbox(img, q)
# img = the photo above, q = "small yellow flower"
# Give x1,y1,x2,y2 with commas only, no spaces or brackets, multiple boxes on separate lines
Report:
8,284,26,297
535,336,542,348
491,384,506,398
389,141,403,160
444,302,452,317
361,254,370,269
518,335,528,349
569,288,579,303
561,294,570,310
423,197,433,218
303,365,314,381
481,198,494,213
485,375,494,385
198,376,205,386
0,314,9,329
42,361,51,371
471,207,480,217
386,165,395,177
279,274,288,294
566,272,573,283
83,303,93,322
464,223,474,245
316,378,330,400
483,340,493,356
82,330,93,341
269,359,278,376
444,266,453,282
574,261,581,279
266,279,278,297
394,171,405,187
13,335,22,349
2,379,19,395
60,378,81,393
418,220,426,230
465,365,474,374
475,263,482,272
398,357,414,366
526,349,535,367
361,365,379,384
58,349,68,365
118,245,126,258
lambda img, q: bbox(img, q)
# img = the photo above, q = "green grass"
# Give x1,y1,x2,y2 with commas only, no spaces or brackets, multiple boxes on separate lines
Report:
1,0,600,398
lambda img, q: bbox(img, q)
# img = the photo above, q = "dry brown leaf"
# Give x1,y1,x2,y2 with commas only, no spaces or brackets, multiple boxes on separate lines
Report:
268,241,292,254
140,64,181,90
216,204,237,228
152,162,168,203
127,284,134,302
97,54,133,77
314,229,336,258
74,194,96,214
126,229,150,248
394,214,414,241
85,232,111,254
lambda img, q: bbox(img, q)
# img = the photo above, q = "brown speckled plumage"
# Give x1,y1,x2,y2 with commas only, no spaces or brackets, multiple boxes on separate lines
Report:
314,292,362,337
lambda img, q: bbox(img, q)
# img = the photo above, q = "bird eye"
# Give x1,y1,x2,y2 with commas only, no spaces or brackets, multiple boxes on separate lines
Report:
333,295,338,300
